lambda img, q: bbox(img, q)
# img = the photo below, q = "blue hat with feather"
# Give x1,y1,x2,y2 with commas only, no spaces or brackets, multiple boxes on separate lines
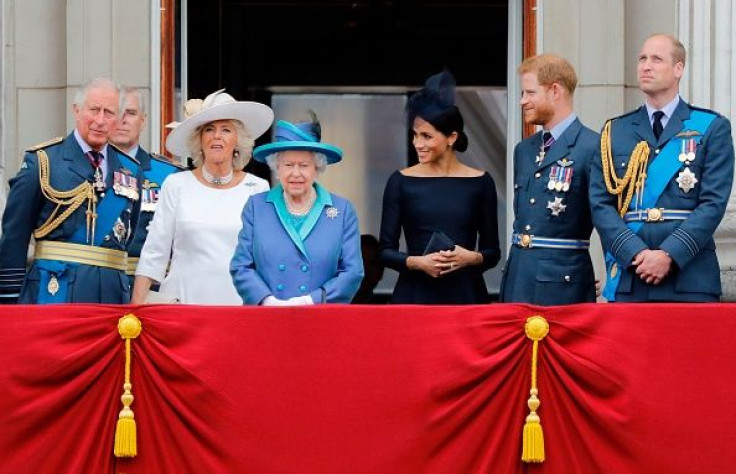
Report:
252,112,343,164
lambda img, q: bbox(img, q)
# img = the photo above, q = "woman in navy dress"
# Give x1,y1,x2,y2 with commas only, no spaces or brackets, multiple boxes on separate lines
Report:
379,71,501,304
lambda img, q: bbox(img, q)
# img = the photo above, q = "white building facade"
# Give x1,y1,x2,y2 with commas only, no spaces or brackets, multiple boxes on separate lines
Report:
2,0,735,298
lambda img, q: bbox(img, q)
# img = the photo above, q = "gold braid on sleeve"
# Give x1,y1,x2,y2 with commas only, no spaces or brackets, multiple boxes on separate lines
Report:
33,150,97,243
600,120,650,217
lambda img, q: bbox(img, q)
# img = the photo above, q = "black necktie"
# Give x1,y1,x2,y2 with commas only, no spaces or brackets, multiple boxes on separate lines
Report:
86,151,103,168
542,131,554,153
652,111,665,141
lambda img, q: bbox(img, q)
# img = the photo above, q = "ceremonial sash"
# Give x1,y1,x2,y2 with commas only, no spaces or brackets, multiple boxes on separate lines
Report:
141,159,177,212
70,152,140,246
68,184,130,246
604,110,716,301
35,260,70,304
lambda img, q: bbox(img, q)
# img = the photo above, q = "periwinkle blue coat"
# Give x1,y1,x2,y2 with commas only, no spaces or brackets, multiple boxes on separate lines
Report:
230,184,364,304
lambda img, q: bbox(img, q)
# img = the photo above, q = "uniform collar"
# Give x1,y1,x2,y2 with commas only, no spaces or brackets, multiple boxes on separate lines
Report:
645,95,680,128
73,129,109,161
128,145,140,159
545,113,577,141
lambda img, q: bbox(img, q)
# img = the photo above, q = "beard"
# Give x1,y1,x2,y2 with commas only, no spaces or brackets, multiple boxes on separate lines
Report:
523,102,555,126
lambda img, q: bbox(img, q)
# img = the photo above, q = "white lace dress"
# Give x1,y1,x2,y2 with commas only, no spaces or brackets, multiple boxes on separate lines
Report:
136,171,269,305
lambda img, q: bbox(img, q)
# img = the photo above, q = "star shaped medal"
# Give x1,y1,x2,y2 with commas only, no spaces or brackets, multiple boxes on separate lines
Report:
676,168,698,193
547,197,567,216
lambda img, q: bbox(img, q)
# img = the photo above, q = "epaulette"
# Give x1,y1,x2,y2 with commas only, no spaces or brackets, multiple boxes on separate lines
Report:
108,142,141,165
688,104,723,118
151,153,186,170
26,136,63,152
607,107,642,123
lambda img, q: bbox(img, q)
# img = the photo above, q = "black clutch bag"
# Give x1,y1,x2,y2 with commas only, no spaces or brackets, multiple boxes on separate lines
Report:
423,231,456,255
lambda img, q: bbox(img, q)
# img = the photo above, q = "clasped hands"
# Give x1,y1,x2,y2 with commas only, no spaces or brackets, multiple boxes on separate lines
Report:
632,249,672,285
409,245,482,278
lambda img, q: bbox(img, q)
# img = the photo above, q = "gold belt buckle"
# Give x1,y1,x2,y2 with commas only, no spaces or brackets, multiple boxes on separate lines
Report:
519,234,532,248
646,208,664,222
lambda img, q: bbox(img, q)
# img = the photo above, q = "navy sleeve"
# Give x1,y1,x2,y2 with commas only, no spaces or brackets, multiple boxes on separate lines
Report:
378,171,409,272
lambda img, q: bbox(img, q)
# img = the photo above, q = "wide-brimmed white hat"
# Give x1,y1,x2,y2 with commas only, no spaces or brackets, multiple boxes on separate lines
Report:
165,89,274,157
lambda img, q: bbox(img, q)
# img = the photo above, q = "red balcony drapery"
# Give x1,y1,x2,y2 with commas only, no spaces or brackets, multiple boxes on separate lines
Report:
0,303,734,473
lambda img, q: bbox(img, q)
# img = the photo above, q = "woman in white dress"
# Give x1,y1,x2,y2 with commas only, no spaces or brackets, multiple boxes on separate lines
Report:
131,89,274,305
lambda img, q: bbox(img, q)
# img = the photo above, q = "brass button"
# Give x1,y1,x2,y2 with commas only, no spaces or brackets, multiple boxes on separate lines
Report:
524,225,531,231
534,173,541,179
564,275,571,282
530,198,536,204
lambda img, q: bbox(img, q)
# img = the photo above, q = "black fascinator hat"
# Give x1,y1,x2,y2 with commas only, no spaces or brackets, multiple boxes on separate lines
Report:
406,70,468,152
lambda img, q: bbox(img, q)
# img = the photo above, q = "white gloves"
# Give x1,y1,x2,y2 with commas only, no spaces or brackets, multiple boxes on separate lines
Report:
261,295,314,306
286,295,314,305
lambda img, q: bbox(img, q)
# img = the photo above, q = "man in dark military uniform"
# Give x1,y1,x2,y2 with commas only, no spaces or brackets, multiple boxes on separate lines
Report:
111,86,182,287
500,54,599,305
590,34,734,302
0,77,143,304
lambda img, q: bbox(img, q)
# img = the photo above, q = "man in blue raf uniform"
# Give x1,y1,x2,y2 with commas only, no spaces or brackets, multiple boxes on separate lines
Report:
111,86,182,287
590,34,734,302
500,54,599,305
0,77,143,304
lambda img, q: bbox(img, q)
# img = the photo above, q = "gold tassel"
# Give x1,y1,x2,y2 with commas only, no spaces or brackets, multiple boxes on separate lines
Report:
114,314,142,458
522,315,549,463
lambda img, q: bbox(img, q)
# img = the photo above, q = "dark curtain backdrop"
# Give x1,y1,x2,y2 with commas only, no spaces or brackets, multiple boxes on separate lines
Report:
0,303,734,473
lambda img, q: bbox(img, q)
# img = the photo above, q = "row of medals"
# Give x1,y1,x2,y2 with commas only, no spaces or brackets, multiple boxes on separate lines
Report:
536,146,573,217
676,138,698,192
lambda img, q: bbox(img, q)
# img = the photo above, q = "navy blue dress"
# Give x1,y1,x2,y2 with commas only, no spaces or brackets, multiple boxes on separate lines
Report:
379,170,500,304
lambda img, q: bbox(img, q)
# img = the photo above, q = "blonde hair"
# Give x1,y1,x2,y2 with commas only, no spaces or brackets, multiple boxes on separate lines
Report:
518,54,578,95
187,119,255,169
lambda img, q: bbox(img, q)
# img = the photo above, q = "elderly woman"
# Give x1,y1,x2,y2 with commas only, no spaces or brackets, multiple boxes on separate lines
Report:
230,114,363,305
131,89,273,304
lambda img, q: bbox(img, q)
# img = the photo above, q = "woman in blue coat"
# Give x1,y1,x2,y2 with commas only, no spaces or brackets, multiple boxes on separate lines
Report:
230,113,364,305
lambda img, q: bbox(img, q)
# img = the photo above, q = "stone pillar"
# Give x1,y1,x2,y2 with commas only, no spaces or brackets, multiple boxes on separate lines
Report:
1,0,68,213
678,0,736,299
540,0,629,285
0,0,153,217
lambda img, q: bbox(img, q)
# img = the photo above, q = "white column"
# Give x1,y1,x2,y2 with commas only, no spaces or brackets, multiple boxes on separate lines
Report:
680,0,736,299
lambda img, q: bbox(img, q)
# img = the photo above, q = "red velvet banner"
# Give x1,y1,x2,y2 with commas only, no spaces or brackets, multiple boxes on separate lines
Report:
0,303,734,473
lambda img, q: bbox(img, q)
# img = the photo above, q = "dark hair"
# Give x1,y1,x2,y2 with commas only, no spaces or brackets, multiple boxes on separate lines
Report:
405,70,469,152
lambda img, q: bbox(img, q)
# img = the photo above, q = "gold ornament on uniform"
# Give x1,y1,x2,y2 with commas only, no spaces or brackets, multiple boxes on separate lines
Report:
47,275,60,295
34,150,98,244
600,120,650,216
522,315,549,463
114,313,142,458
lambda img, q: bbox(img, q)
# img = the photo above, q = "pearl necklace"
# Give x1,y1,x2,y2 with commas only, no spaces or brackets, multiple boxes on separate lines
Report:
202,166,234,186
284,189,315,216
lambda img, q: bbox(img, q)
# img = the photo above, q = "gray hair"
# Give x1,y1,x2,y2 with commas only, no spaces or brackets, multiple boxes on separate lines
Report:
120,86,146,116
73,77,121,109
187,119,255,170
264,151,328,175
